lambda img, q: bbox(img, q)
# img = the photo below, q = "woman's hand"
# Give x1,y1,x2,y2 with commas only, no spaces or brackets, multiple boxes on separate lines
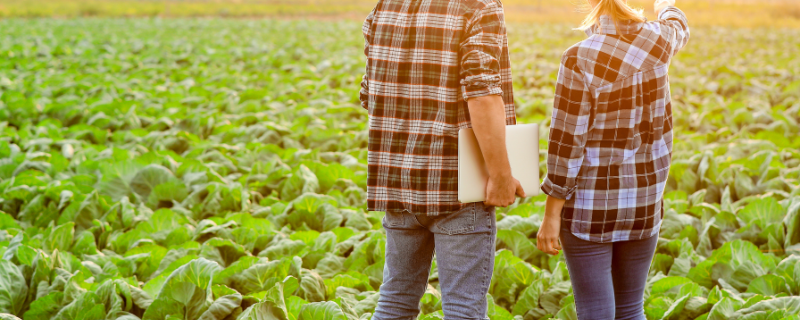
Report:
537,195,566,255
654,0,675,15
537,214,562,255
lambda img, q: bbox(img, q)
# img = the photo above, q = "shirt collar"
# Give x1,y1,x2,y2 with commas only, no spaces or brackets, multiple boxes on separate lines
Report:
585,15,644,37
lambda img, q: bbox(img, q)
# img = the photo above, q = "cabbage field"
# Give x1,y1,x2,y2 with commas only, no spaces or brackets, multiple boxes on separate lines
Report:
0,18,799,320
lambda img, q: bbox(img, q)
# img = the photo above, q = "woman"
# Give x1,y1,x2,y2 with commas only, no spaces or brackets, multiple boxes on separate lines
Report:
536,0,690,318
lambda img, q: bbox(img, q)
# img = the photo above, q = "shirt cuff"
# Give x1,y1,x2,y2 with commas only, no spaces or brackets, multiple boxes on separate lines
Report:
540,176,577,200
359,75,369,110
359,89,369,110
658,6,683,20
461,74,503,101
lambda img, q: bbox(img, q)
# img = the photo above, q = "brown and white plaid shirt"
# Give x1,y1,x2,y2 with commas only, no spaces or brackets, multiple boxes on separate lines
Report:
541,7,690,242
360,0,516,216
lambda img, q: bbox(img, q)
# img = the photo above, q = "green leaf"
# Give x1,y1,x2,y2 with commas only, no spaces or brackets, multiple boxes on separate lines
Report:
70,230,98,256
286,296,308,320
540,281,571,315
155,258,223,320
555,296,578,320
280,165,320,200
214,256,265,286
342,210,371,232
491,250,538,305
307,162,355,192
323,274,371,300
259,238,307,261
512,280,544,316
707,297,742,320
130,285,154,309
198,293,243,320
733,170,754,199
51,292,106,320
148,180,189,207
297,269,326,303
712,239,776,271
0,212,19,230
131,164,175,198
297,301,347,320
730,297,800,319
660,294,691,320
742,294,769,309
2,234,36,266
683,296,712,319
45,222,74,254
417,312,444,320
487,293,514,320
496,229,537,261
290,230,321,246
281,276,300,300
0,260,27,315
651,253,675,277
737,197,784,230
0,313,22,320
232,259,292,295
287,195,341,232
61,190,109,232
237,300,288,320
651,276,694,294
144,253,201,297
21,291,64,320
746,274,790,296
784,200,800,248
142,296,185,320
418,284,441,315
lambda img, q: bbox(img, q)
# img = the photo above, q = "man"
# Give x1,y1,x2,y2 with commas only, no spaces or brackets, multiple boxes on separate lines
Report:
359,0,523,318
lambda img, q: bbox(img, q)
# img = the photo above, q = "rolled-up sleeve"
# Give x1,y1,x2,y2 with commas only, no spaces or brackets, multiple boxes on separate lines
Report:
459,2,506,101
359,8,375,110
541,52,592,200
658,6,690,56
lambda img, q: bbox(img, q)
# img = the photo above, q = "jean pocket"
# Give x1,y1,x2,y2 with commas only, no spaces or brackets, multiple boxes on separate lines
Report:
382,211,406,228
434,205,477,235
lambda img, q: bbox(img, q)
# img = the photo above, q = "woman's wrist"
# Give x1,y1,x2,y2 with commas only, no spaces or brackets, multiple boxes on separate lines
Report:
544,195,566,219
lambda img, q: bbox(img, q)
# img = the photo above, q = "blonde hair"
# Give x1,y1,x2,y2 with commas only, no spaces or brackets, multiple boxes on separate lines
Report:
578,0,645,32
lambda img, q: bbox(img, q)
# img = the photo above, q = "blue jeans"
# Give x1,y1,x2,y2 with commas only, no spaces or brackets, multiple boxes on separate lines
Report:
559,221,659,320
372,203,497,320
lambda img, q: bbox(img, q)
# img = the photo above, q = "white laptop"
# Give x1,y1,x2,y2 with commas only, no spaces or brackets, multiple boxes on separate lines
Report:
458,123,540,203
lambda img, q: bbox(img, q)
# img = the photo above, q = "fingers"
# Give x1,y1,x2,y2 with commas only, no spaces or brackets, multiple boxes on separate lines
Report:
536,233,545,252
540,240,556,255
485,178,525,207
485,196,511,207
546,240,558,255
515,180,526,198
536,233,559,255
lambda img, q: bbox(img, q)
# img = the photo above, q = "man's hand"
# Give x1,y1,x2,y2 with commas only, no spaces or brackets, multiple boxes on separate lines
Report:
654,0,675,15
537,195,567,255
485,175,525,207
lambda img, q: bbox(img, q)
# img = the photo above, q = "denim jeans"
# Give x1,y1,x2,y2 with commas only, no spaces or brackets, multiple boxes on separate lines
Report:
371,203,497,320
559,221,659,320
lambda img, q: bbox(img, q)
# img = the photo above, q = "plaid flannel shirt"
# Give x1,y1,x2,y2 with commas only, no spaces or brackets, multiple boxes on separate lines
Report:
360,0,516,216
541,7,690,242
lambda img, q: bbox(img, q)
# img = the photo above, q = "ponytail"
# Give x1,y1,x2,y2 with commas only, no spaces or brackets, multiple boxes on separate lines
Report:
577,0,645,32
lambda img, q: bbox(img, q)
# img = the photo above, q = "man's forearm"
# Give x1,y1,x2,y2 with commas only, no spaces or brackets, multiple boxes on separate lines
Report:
467,95,512,179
